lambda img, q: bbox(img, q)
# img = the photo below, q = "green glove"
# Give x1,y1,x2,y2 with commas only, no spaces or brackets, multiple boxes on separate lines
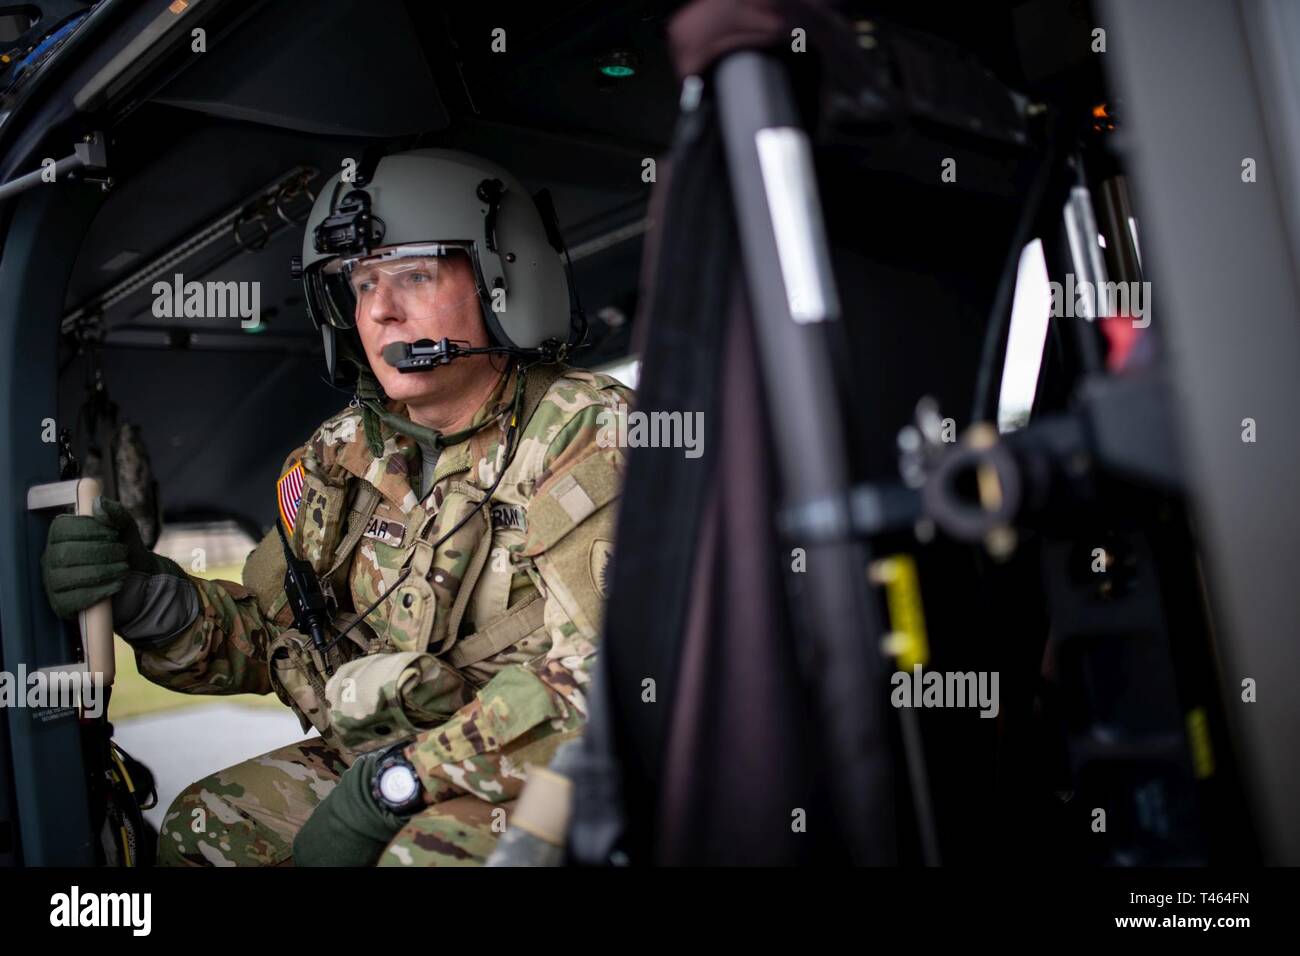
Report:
293,752,408,867
42,497,189,624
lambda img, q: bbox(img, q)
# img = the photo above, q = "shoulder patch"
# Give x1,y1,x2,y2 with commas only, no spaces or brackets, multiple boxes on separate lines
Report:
277,460,305,533
589,539,613,597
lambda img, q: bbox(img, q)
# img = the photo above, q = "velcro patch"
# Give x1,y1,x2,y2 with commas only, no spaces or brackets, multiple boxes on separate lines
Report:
522,453,623,557
490,503,527,531
362,515,405,547
552,474,596,523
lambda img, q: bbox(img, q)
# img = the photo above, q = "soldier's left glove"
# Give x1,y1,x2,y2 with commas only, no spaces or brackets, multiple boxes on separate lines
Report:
293,749,413,867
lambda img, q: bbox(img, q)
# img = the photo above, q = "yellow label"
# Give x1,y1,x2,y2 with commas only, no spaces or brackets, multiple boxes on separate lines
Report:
869,555,929,670
1186,707,1215,780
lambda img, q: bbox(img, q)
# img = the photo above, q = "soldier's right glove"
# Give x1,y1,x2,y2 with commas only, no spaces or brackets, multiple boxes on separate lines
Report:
292,750,406,867
42,497,199,645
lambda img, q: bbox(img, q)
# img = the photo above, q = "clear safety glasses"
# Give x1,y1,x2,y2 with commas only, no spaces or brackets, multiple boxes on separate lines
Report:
310,242,485,330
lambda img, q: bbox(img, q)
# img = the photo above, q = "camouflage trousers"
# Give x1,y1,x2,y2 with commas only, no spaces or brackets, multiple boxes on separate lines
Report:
156,738,513,867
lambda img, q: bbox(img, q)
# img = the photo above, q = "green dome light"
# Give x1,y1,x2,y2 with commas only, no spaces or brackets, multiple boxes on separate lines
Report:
596,49,639,80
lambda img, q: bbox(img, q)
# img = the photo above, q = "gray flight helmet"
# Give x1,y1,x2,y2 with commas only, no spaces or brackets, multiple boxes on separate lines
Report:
296,148,576,384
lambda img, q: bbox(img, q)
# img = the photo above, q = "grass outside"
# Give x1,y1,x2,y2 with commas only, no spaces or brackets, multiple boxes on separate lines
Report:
108,563,283,721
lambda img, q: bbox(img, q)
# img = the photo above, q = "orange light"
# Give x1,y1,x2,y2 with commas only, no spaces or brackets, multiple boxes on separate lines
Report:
169,0,188,14
1092,103,1109,119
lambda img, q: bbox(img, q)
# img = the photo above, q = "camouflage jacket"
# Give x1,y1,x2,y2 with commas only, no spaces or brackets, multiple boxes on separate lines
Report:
134,363,631,804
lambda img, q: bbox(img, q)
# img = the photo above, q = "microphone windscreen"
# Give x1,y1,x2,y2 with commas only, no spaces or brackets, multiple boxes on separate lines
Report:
381,342,408,366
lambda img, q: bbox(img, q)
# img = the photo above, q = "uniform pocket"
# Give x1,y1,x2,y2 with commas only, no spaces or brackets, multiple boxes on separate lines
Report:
324,651,472,754
294,469,349,573
267,629,332,737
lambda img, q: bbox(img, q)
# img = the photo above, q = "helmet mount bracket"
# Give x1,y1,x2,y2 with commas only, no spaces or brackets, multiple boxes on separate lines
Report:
313,188,386,258
476,178,506,253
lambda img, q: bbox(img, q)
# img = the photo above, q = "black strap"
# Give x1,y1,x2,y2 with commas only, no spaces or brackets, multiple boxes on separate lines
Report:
592,100,732,861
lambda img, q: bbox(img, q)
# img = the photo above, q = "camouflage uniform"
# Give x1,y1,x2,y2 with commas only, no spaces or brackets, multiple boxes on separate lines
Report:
148,364,631,866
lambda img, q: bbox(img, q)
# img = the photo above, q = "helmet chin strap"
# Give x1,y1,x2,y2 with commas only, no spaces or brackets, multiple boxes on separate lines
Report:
350,352,525,458
351,362,394,458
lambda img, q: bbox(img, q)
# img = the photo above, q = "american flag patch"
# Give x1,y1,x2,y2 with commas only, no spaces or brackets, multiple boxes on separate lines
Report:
277,460,305,533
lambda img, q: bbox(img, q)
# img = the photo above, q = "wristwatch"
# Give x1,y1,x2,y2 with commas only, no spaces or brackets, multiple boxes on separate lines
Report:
370,742,425,816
